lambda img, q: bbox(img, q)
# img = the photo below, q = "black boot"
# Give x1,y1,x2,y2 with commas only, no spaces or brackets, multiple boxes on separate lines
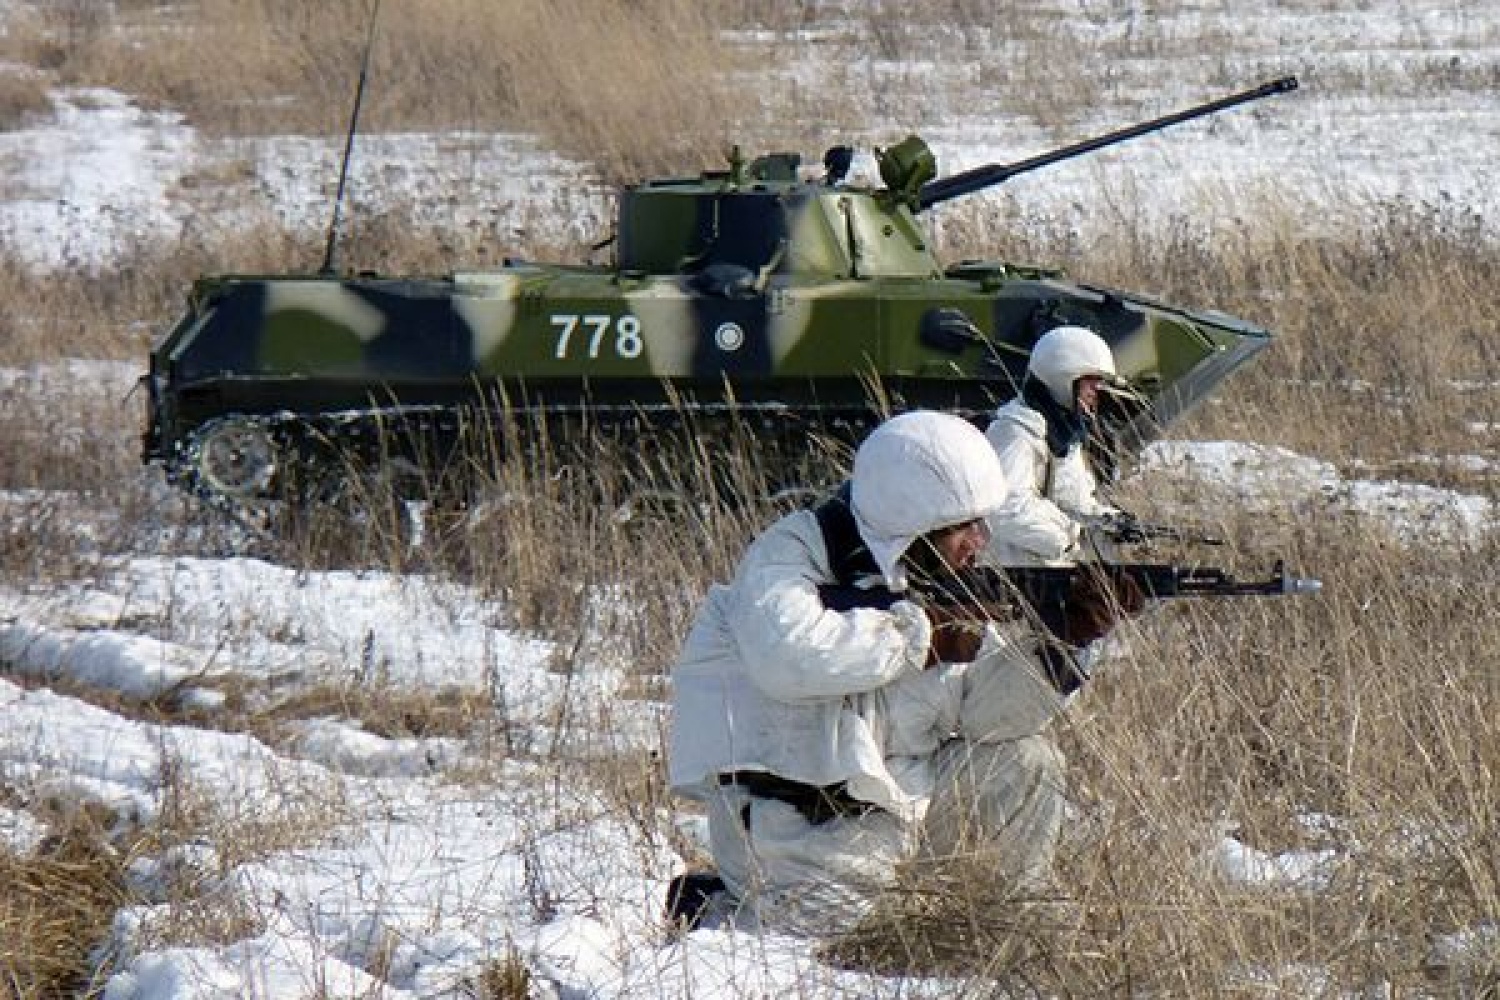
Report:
665,870,727,930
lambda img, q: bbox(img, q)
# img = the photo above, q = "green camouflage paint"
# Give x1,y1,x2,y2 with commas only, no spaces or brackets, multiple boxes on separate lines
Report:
145,84,1295,502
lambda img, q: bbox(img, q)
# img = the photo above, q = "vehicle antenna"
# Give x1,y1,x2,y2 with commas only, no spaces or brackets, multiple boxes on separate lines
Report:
320,0,383,276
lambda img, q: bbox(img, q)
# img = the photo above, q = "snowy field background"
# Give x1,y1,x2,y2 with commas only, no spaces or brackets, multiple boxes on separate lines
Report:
1,3,1497,998
4,5,1500,269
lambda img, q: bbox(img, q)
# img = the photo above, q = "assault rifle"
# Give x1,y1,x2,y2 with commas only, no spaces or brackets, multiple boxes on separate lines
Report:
819,560,1321,647
820,560,1319,612
1088,511,1225,547
1007,559,1321,605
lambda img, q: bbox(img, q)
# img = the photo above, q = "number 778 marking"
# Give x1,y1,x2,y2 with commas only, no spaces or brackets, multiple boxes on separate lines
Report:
550,313,645,360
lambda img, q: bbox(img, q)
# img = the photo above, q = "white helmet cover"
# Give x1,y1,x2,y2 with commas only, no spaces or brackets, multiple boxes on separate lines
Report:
849,410,1010,588
1027,325,1118,410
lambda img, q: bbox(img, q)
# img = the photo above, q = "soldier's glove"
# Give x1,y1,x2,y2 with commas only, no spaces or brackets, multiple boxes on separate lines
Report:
1109,567,1148,614
924,604,988,665
1060,566,1146,647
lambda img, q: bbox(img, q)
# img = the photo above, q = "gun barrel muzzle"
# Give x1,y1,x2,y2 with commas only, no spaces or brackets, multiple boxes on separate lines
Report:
1285,576,1323,596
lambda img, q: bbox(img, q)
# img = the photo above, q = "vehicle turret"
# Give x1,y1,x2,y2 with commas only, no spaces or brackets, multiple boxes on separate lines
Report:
615,144,943,284
614,77,1298,285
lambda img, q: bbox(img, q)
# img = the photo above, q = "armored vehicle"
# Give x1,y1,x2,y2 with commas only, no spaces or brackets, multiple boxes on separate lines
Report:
143,77,1297,507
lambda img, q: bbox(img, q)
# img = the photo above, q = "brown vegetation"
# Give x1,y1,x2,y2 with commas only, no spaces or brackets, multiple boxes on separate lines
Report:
0,0,1495,996
0,0,747,180
0,801,125,998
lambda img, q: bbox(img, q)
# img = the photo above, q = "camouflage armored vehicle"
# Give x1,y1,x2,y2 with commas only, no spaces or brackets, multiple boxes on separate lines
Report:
143,77,1297,507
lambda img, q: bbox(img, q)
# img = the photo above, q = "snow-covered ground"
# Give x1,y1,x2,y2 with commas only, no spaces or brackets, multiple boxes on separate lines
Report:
1,3,1497,997
0,88,604,271
1,356,1492,998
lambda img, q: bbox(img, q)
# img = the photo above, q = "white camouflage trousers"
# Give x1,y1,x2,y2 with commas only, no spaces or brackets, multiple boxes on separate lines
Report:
706,639,1069,933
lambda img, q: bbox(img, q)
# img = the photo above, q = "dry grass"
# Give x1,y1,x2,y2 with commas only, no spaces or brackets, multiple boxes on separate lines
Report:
0,0,1495,993
443,409,828,639
260,680,498,743
0,745,355,999
7,0,1472,183
1039,528,1499,994
0,65,51,130
0,800,126,998
0,0,748,181
817,525,1497,994
472,944,533,999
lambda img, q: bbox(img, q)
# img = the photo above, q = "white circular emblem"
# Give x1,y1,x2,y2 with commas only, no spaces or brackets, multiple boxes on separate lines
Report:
714,322,745,352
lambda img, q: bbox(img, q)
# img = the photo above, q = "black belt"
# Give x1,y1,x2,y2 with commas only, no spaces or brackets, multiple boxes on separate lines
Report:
718,771,878,825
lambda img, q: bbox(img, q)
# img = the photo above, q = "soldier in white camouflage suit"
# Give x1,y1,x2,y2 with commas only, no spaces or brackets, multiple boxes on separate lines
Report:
984,324,1132,569
669,411,1086,933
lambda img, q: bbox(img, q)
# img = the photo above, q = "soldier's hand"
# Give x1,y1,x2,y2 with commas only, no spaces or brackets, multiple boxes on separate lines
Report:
924,605,987,665
1060,567,1144,646
1111,568,1148,614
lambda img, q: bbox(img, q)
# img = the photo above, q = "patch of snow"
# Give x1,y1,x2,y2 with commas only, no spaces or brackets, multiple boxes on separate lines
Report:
1427,922,1500,977
1138,440,1494,547
0,89,608,271
0,801,48,854
1212,834,1339,892
0,89,196,269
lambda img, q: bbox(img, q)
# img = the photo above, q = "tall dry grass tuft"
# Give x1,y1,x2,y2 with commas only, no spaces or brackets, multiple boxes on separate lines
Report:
821,513,1495,992
0,221,313,365
0,800,128,998
0,65,51,130
1059,542,1497,991
473,944,532,1000
429,405,839,654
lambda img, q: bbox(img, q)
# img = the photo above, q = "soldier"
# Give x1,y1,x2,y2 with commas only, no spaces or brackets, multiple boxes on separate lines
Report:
984,324,1131,568
667,410,1075,933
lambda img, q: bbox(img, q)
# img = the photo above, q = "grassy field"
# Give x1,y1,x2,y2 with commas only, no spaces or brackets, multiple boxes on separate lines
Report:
0,1,1496,996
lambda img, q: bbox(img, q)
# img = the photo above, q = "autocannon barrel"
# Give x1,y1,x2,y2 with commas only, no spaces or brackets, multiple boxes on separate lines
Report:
916,76,1298,211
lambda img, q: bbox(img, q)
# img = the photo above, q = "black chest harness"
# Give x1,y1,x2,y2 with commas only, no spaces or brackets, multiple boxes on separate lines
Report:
812,482,880,586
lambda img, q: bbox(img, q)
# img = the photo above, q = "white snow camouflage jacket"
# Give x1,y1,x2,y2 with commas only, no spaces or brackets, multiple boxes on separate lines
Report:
669,411,1010,818
983,398,1117,567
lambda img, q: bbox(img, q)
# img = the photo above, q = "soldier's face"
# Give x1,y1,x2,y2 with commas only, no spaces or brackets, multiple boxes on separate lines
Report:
1075,374,1105,416
924,517,992,572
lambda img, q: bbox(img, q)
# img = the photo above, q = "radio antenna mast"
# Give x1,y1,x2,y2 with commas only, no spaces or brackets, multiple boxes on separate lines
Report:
320,0,383,275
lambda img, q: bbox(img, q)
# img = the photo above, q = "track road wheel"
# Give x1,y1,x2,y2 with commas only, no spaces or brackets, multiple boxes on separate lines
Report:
190,418,278,501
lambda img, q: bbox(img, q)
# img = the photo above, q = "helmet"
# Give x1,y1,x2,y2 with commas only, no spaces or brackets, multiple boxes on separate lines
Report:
850,410,1009,588
1027,325,1117,410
